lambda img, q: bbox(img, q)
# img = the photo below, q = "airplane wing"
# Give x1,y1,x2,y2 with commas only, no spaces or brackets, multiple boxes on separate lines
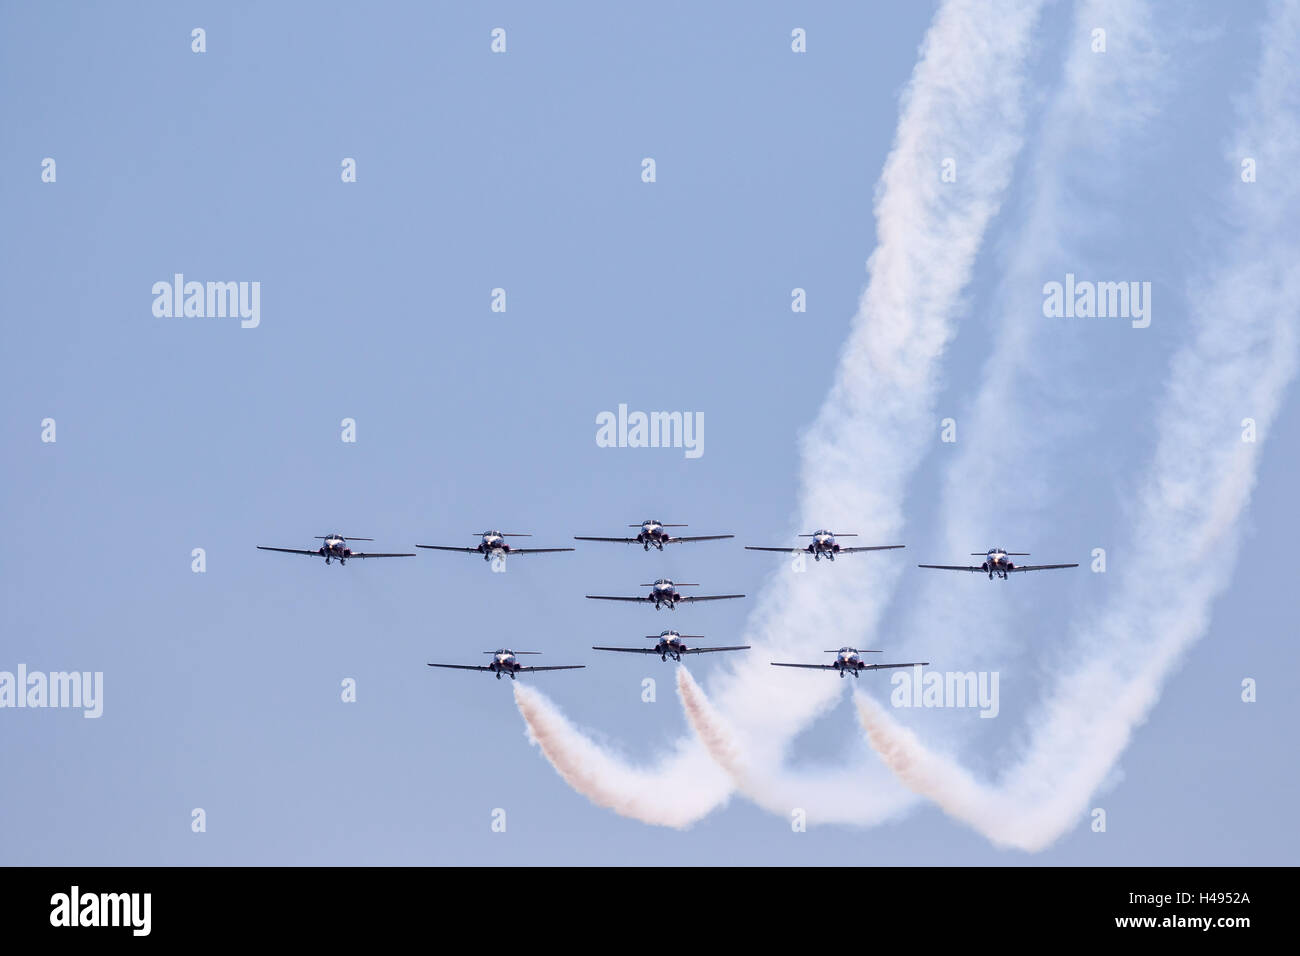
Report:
861,661,929,670
573,536,640,544
1005,563,1079,572
586,595,649,602
668,535,735,543
677,594,746,603
416,545,481,553
426,663,493,672
770,662,836,670
256,546,320,556
591,646,659,654
916,564,986,572
348,551,416,558
744,546,803,553
681,645,751,654
505,547,576,555
837,545,906,554
517,665,586,673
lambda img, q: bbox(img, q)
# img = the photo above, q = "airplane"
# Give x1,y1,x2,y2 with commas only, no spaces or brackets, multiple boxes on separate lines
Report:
256,534,415,566
574,520,734,552
426,649,585,681
586,579,745,610
745,530,904,562
592,630,750,662
918,547,1079,580
416,531,575,563
770,647,930,679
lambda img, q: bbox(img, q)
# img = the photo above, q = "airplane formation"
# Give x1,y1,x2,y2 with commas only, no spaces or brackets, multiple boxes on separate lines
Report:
256,523,1080,678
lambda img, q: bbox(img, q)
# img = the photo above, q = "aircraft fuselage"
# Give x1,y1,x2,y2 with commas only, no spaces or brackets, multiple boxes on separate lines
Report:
321,536,353,565
649,585,682,609
833,653,869,678
982,551,1014,579
806,532,843,561
477,534,512,561
654,638,688,660
488,654,521,679
636,522,671,550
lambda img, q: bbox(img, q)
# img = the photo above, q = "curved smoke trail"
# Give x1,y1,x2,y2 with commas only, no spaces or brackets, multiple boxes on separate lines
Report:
678,665,916,823
891,0,1166,675
858,0,1300,851
514,680,731,827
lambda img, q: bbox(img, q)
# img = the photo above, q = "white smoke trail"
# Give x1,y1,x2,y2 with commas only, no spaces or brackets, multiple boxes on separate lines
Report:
514,680,730,828
515,0,1051,826
859,0,1300,851
676,0,1050,820
894,0,1167,673
678,666,915,823
675,668,743,781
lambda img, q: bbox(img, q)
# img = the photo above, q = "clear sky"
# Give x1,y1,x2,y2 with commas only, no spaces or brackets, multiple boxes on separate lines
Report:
2,1,1297,865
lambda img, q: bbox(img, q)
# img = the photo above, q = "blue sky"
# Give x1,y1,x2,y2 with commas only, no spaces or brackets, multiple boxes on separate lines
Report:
2,1,1297,865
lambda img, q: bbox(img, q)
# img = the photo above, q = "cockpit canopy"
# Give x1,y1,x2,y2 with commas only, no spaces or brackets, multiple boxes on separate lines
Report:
653,578,671,586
